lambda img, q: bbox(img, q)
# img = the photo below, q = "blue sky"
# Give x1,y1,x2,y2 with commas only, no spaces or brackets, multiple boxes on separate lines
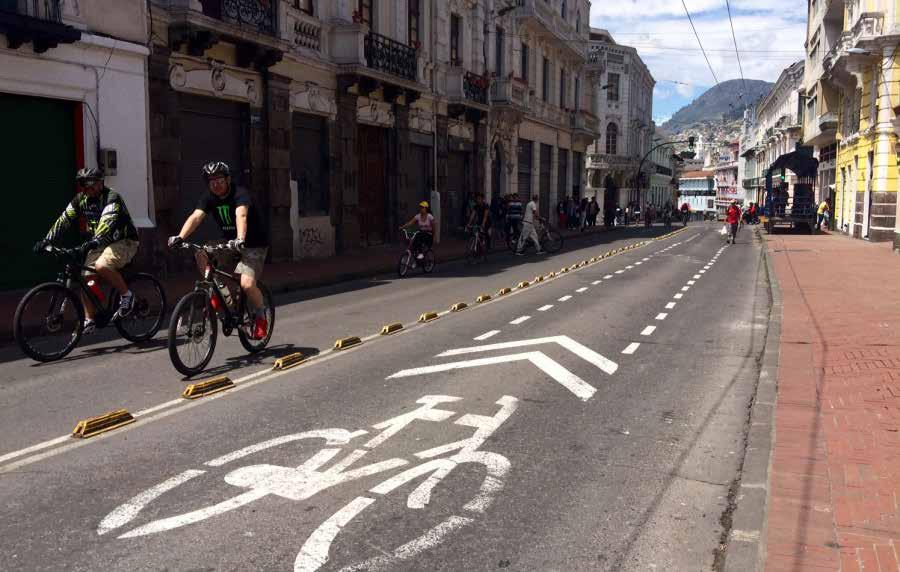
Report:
589,0,808,126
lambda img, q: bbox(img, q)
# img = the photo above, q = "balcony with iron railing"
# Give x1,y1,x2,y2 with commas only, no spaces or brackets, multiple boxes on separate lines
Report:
199,0,275,35
364,31,417,82
446,68,489,105
0,0,80,53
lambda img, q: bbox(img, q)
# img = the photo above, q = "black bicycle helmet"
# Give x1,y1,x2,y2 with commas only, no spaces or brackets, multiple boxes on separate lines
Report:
202,161,231,179
75,167,104,182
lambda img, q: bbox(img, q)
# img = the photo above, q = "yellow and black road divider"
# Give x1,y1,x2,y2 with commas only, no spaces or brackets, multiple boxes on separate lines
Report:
418,311,440,323
476,294,492,303
497,287,513,296
517,281,530,289
334,336,362,350
182,375,235,399
72,409,135,439
450,302,468,312
273,352,307,370
533,275,544,283
380,322,404,335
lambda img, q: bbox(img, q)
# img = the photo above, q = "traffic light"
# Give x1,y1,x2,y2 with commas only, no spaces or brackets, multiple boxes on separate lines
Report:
780,171,786,182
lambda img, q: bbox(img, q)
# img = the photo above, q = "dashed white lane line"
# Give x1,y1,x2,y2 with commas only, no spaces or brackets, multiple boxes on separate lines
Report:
674,293,684,299
591,280,602,285
655,313,668,321
642,258,650,262
510,316,531,325
558,295,573,302
635,261,643,265
538,305,554,312
622,342,640,355
641,326,657,336
626,265,634,269
474,330,500,341
615,270,625,274
576,287,589,293
699,270,706,274
665,302,676,309
704,265,711,270
693,274,701,279
687,280,696,285
604,275,614,279
681,286,691,292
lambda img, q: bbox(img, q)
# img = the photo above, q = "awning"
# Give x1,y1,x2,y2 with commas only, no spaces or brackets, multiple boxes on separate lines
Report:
765,147,819,192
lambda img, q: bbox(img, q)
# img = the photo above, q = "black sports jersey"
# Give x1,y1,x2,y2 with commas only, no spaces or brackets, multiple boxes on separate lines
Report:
197,185,268,248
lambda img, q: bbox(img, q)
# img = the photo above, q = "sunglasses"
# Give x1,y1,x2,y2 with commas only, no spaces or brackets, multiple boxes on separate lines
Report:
77,179,100,186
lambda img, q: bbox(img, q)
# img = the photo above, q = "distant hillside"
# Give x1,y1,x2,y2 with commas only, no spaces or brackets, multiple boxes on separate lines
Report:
664,79,773,132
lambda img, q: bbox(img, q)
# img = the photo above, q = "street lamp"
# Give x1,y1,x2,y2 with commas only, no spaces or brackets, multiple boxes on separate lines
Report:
634,136,695,212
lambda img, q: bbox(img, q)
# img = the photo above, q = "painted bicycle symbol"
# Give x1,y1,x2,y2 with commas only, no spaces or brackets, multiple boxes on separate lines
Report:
98,394,519,571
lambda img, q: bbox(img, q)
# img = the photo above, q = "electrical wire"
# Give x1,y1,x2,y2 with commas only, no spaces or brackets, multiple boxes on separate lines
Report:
724,0,747,103
680,0,719,85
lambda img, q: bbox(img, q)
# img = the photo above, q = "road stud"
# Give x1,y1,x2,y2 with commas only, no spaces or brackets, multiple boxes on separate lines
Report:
380,322,404,335
476,294,492,303
517,281,530,289
334,336,362,350
72,409,135,438
546,272,556,279
560,267,569,273
418,311,440,323
497,287,513,296
450,302,468,312
533,275,544,283
273,352,306,370
182,375,235,400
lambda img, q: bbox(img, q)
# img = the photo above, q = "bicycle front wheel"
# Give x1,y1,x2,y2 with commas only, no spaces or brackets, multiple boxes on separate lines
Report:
422,249,435,273
398,251,412,278
542,229,563,253
14,282,84,362
238,283,275,354
114,274,167,342
168,291,217,377
466,237,480,265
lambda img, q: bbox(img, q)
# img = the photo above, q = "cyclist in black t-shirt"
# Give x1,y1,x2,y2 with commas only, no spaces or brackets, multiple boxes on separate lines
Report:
168,161,270,340
467,193,492,249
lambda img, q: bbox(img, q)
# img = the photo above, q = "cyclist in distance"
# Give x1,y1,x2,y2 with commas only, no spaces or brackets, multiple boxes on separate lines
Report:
168,161,270,340
400,201,435,262
467,193,492,249
34,167,140,334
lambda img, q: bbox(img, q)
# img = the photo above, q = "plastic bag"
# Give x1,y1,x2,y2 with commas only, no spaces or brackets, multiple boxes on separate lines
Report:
720,225,728,235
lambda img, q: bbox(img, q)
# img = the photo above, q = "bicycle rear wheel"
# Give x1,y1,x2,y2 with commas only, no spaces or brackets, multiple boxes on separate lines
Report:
238,283,275,353
422,249,435,273
168,291,217,377
542,229,563,253
14,282,84,362
466,236,480,265
398,251,412,278
114,274,167,342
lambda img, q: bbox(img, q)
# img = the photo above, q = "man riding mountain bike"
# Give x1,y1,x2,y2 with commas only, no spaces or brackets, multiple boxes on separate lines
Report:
168,161,270,340
467,193,492,249
34,167,140,334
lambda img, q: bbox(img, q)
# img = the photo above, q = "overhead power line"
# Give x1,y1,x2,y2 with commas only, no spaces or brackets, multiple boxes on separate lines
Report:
680,0,719,85
724,0,747,103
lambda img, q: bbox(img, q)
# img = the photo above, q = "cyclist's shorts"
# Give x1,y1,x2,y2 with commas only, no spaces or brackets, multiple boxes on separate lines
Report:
84,239,139,274
235,247,267,279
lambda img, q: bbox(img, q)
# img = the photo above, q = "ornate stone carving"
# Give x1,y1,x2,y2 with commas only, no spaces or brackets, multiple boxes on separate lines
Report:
168,62,260,105
291,84,337,119
409,107,434,133
357,98,394,127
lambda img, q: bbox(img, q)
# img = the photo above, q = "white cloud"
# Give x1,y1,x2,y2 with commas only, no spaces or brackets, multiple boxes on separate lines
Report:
675,82,695,98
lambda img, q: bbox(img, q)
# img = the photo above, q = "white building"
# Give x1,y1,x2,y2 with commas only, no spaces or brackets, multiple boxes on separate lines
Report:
584,28,655,217
1,0,151,290
648,131,677,208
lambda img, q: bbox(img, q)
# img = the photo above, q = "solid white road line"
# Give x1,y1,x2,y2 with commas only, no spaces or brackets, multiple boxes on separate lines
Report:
474,330,500,341
665,302,676,309
538,305,554,312
622,342,640,355
576,287,588,293
510,316,531,325
674,293,684,299
655,313,668,320
641,326,657,336
558,295,572,302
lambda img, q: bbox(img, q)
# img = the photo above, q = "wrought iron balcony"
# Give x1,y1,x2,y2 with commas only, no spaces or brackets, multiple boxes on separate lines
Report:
463,71,489,104
364,31,417,82
200,0,275,35
0,0,80,53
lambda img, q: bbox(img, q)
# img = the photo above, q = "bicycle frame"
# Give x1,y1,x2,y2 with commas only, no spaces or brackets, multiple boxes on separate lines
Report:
50,253,118,327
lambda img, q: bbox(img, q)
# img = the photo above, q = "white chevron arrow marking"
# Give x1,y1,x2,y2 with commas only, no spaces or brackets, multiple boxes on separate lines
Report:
437,335,618,375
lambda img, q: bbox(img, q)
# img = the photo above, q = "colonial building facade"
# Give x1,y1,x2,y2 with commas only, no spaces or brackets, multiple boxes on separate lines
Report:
584,28,654,214
1,0,151,290
648,131,678,209
145,0,597,269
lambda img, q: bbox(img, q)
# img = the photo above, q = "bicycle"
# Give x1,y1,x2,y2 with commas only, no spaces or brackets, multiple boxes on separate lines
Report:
98,393,518,571
465,225,489,265
506,219,563,254
397,229,435,278
167,242,275,377
13,245,167,362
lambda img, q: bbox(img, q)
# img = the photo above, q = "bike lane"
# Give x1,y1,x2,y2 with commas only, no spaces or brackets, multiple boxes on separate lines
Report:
0,227,766,571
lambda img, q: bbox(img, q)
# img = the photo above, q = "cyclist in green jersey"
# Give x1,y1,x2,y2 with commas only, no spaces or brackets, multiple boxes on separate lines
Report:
34,168,140,333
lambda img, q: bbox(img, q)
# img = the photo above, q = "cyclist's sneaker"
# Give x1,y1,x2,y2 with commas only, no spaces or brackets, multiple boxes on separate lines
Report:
416,253,424,260
252,316,268,340
83,320,96,335
117,291,134,317
515,251,524,256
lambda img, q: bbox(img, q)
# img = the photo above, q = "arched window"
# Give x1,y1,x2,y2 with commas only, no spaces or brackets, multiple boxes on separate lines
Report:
605,123,618,155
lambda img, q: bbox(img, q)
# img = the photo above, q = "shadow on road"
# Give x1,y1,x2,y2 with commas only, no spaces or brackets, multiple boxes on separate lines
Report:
184,343,319,381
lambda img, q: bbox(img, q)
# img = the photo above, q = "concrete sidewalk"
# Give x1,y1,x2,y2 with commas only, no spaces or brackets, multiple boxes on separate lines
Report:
764,232,900,571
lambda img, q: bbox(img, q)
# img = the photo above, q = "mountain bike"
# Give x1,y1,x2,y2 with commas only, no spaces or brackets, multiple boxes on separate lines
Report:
397,229,435,278
506,220,563,254
465,225,489,265
13,245,167,362
167,242,274,377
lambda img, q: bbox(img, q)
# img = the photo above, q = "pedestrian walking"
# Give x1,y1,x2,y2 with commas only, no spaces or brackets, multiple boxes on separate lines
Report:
589,196,600,227
557,199,567,229
816,198,831,231
725,200,741,244
506,193,524,239
579,198,588,231
516,193,545,255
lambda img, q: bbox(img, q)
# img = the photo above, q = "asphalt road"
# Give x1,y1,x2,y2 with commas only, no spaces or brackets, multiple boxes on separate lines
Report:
0,223,770,571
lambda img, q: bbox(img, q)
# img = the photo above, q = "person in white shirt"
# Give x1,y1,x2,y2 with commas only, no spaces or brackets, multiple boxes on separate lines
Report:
400,201,435,260
516,194,545,255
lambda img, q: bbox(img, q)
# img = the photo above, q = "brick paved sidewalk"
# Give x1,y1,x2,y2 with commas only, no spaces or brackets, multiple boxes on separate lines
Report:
765,232,900,571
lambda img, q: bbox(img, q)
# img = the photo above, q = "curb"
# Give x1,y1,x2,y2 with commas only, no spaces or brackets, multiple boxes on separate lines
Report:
723,230,782,572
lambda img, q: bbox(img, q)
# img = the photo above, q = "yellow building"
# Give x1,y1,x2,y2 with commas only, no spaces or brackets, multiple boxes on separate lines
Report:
824,4,900,245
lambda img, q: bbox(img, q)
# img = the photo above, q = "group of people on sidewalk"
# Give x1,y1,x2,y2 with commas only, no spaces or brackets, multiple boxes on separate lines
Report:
556,196,600,231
